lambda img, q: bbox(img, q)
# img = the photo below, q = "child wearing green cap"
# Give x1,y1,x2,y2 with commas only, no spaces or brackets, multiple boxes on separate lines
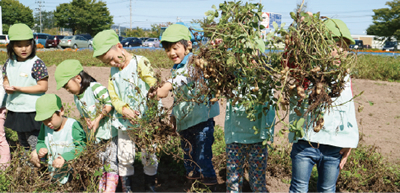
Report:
2,23,48,159
92,29,158,192
54,59,119,192
154,24,220,186
30,94,86,184
286,16,359,192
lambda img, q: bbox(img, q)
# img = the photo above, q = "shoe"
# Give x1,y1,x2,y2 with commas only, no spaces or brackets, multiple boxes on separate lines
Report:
120,175,133,193
144,174,156,192
201,177,218,186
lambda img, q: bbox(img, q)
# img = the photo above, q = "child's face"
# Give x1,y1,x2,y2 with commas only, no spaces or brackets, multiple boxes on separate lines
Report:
63,76,82,95
165,42,187,64
42,109,64,131
97,44,126,68
13,40,32,62
331,38,349,65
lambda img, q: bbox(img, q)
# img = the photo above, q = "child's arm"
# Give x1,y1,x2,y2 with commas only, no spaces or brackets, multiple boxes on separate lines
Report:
88,83,113,132
59,121,87,166
137,56,157,87
36,124,48,156
3,76,14,94
155,82,173,99
108,78,140,124
4,59,48,94
339,148,351,169
7,78,48,94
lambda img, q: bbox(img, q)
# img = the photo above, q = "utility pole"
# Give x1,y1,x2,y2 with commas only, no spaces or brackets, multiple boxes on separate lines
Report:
130,0,132,30
35,1,45,33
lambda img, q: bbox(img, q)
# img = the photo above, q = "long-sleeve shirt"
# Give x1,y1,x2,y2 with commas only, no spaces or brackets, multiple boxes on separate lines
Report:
36,119,87,161
108,56,156,114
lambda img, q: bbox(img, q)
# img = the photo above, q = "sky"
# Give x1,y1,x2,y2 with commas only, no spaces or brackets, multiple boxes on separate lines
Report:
17,0,391,35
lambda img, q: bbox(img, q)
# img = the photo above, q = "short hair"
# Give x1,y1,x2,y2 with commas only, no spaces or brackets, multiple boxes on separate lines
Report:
161,39,189,51
6,39,37,60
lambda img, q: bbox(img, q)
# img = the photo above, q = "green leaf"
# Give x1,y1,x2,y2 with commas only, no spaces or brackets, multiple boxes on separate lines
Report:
368,101,374,106
272,21,278,30
212,4,217,9
296,118,305,129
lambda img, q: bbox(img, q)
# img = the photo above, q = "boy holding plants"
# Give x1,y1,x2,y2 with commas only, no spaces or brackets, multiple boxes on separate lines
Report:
287,17,359,192
92,29,158,192
30,94,87,184
154,24,220,186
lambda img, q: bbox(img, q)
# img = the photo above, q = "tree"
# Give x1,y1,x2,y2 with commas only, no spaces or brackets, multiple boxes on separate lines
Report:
0,0,34,34
366,0,400,40
54,0,113,36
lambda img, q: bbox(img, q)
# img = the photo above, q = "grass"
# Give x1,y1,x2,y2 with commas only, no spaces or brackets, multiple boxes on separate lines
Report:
353,54,400,81
0,48,171,69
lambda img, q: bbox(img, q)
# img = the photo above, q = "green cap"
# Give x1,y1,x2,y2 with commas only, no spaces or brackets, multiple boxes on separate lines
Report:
8,23,33,41
161,24,191,43
35,94,63,121
324,19,355,45
55,59,84,90
92,29,120,57
255,38,265,53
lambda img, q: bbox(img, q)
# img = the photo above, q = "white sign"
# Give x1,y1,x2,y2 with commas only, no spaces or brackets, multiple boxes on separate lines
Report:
261,12,270,29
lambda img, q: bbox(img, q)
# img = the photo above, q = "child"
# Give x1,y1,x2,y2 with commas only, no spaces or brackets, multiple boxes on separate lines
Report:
30,94,87,184
54,59,118,192
0,75,10,170
2,23,48,158
155,24,220,185
92,29,158,192
224,40,275,192
288,18,359,192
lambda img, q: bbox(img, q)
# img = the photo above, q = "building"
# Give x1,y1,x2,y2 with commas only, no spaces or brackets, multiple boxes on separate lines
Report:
351,35,385,49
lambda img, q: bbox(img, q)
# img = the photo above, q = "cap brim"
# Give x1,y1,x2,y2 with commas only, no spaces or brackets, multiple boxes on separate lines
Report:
93,45,113,58
56,79,68,90
35,111,53,121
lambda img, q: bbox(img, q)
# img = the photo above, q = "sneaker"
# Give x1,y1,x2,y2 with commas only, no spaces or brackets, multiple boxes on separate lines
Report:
201,177,218,186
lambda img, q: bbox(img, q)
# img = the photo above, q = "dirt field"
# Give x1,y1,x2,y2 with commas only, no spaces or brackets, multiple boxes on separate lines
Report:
45,65,400,191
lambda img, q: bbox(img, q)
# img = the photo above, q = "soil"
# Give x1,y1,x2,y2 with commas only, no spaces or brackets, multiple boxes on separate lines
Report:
45,65,400,192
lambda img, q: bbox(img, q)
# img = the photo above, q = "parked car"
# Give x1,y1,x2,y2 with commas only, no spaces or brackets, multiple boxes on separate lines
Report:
0,35,9,44
59,35,92,49
33,33,50,46
142,38,160,48
363,44,371,49
349,39,363,50
121,37,142,47
140,37,149,43
119,36,124,42
382,41,399,51
76,33,92,41
45,35,65,48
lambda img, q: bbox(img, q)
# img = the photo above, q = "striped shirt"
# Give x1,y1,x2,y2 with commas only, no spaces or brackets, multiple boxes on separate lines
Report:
78,82,112,106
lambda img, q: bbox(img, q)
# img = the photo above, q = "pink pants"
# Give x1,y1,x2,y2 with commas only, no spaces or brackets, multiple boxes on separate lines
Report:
0,108,10,170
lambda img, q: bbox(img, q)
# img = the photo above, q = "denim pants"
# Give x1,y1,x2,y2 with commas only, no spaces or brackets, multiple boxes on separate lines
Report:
179,118,216,179
289,140,343,193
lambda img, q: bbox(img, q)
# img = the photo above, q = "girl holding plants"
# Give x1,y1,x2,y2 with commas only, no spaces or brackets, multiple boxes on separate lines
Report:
224,41,276,192
287,16,359,192
2,23,48,161
55,59,119,192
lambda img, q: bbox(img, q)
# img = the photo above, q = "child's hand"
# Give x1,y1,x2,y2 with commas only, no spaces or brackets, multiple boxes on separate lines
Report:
4,85,16,94
30,151,41,167
122,107,140,125
38,148,48,158
52,156,65,168
88,117,101,133
339,148,352,169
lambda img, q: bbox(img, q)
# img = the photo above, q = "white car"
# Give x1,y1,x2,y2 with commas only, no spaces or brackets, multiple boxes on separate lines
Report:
0,35,9,44
143,38,160,48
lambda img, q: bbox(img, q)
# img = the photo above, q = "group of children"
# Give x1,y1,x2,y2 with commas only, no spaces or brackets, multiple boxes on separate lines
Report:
0,16,359,193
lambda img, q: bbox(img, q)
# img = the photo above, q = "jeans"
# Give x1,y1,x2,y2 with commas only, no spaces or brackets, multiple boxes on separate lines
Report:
289,140,342,193
179,118,216,178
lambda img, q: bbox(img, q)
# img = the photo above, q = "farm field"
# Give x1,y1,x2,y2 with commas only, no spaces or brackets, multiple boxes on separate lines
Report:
44,65,400,191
